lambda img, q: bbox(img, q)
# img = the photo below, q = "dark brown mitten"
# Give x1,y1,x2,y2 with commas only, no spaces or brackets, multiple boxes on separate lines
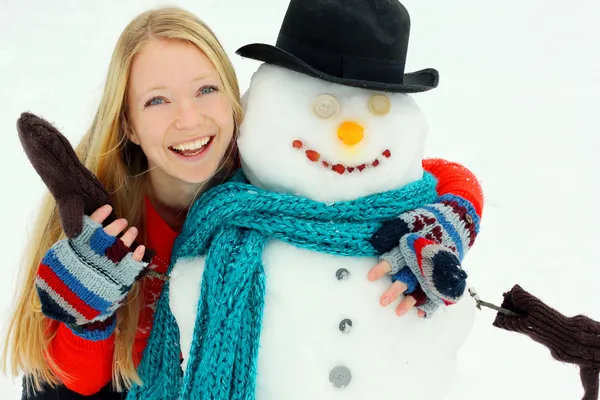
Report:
493,284,600,400
17,112,153,262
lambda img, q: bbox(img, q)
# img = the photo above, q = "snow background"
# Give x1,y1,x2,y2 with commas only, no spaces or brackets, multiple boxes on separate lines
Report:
0,0,598,398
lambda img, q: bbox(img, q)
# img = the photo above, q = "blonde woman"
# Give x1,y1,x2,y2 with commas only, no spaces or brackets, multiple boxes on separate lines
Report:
4,7,240,399
2,5,484,399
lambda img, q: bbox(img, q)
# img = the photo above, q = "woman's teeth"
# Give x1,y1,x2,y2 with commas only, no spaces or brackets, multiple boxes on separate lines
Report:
171,137,211,151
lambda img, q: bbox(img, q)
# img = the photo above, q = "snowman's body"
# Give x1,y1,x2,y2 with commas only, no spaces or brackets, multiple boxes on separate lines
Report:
171,242,474,399
169,65,475,399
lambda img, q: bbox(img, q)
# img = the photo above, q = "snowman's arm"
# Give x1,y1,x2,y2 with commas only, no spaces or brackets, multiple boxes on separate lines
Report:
493,285,600,399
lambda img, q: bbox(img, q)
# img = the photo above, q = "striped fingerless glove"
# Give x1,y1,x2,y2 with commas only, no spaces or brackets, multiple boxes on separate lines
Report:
371,194,480,317
36,215,147,339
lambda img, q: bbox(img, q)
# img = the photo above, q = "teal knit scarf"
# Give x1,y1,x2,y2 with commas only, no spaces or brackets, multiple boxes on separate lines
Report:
127,169,438,400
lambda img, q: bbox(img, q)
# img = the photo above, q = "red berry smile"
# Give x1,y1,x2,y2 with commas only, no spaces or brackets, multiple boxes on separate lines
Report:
292,140,391,175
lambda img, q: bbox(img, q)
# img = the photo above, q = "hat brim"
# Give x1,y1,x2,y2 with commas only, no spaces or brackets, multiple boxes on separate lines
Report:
236,43,438,93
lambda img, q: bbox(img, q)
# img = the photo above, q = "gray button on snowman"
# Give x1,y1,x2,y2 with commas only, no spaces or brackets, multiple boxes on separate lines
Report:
169,1,476,399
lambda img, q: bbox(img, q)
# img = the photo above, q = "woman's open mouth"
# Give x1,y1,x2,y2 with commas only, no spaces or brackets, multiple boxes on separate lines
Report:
169,136,215,158
292,140,391,175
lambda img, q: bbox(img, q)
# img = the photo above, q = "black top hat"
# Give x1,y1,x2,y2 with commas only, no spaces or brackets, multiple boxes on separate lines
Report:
236,0,438,93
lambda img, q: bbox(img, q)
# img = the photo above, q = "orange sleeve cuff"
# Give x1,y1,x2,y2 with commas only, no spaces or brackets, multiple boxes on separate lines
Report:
46,322,115,395
422,158,484,217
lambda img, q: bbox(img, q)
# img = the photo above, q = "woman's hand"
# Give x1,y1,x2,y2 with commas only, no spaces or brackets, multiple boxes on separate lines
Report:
89,204,145,262
367,260,426,318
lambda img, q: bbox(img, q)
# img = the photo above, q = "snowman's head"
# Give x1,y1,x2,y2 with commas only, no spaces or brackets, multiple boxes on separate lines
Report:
238,64,428,202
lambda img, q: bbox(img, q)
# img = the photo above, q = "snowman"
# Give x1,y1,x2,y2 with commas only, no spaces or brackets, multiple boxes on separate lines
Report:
167,1,477,399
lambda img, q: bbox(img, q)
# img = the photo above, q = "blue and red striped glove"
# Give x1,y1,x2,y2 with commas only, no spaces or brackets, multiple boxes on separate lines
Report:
36,215,147,339
370,194,480,317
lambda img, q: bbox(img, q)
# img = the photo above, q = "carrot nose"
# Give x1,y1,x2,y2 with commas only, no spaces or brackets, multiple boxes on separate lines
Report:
337,122,364,146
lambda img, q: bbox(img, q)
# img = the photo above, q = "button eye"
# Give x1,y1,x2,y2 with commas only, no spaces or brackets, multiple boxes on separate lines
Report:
368,94,391,116
312,94,340,119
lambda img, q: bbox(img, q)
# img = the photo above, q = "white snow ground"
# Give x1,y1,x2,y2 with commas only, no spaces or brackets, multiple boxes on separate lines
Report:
0,1,598,399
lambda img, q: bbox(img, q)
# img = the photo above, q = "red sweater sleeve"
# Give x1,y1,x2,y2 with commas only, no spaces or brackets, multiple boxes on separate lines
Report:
422,158,484,217
46,320,115,395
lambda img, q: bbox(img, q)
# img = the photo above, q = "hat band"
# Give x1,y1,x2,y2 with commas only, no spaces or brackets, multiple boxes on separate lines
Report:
276,35,406,84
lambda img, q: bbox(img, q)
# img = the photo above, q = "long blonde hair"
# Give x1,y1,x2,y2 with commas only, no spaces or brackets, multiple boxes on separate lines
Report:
2,6,243,394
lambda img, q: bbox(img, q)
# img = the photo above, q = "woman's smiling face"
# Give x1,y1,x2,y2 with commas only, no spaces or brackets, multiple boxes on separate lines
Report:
127,38,235,187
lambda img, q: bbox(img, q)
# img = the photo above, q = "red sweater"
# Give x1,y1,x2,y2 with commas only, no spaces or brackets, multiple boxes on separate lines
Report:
45,159,483,395
45,196,177,395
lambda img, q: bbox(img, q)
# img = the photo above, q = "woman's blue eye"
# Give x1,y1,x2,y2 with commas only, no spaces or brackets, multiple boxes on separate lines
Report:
199,86,218,95
145,97,165,107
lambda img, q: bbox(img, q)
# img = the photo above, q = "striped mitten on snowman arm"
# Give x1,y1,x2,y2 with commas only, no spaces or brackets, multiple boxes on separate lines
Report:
372,194,481,317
